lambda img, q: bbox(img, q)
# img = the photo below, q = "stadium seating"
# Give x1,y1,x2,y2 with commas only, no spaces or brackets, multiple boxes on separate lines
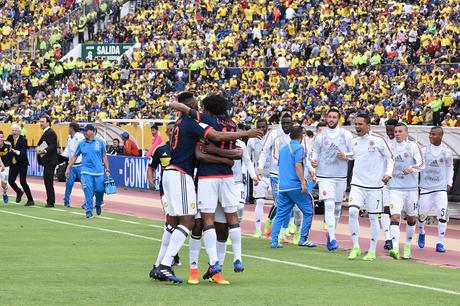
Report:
0,0,459,126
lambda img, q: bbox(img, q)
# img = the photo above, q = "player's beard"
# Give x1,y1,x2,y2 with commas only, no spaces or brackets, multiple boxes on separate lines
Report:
327,121,338,129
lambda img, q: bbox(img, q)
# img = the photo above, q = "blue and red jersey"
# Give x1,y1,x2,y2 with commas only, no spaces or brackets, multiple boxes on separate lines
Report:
168,114,212,177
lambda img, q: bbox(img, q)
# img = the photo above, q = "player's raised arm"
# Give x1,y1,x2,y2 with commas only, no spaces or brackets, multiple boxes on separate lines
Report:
195,143,234,167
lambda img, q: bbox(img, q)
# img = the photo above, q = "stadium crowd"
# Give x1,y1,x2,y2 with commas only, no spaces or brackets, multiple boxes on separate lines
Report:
0,0,459,126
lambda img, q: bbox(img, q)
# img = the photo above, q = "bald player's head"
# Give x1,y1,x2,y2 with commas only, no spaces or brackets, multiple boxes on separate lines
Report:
429,126,443,146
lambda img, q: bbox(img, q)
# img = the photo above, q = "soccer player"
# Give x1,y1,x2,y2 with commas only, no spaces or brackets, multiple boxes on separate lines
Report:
387,123,424,260
0,131,11,203
381,119,398,250
256,113,293,238
418,127,453,253
346,114,394,261
270,126,316,249
66,124,110,218
247,119,270,238
147,122,178,280
155,92,261,283
62,122,85,208
311,109,353,251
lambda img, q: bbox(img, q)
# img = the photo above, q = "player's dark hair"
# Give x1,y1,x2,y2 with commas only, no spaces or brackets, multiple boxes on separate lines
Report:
306,130,314,138
281,111,292,119
395,122,408,130
385,119,398,126
113,138,120,143
177,92,194,104
0,131,3,136
290,126,303,140
357,113,371,124
327,108,341,118
202,94,228,116
69,122,80,132
431,126,444,135
256,118,267,125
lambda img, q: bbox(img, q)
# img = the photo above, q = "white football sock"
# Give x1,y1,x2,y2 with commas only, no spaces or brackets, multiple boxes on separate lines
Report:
369,214,379,253
348,207,360,249
189,235,201,269
406,222,416,245
334,202,342,227
254,199,265,231
390,222,400,251
325,200,336,240
380,212,391,240
160,225,189,267
418,219,426,235
217,240,227,265
155,224,173,267
229,225,242,262
203,226,218,265
438,221,447,244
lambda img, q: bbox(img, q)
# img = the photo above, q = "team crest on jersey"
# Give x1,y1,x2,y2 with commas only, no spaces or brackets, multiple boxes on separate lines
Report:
322,191,327,197
324,140,330,146
369,140,375,146
404,152,409,158
439,158,444,163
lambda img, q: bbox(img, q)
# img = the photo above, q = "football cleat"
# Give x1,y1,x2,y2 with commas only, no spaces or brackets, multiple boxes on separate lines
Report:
157,265,182,284
362,251,376,261
298,239,317,247
253,229,262,238
418,234,425,249
188,268,199,285
389,249,400,260
233,259,244,273
327,238,338,251
202,262,221,280
383,239,393,250
348,248,361,260
292,232,301,245
436,243,446,253
95,205,102,216
402,244,412,259
149,265,166,281
211,272,230,285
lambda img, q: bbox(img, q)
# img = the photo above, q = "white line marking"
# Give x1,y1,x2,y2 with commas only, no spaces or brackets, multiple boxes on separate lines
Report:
54,209,67,212
118,220,140,225
69,211,84,216
1,210,459,296
97,216,114,220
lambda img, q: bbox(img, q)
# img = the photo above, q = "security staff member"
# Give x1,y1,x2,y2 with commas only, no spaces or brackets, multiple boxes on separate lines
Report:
66,124,110,219
7,124,34,206
37,115,58,208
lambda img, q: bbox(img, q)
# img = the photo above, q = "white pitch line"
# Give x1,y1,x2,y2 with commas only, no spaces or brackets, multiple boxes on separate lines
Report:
1,210,460,297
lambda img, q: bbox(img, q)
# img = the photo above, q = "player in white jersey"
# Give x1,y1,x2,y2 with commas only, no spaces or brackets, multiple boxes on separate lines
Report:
387,123,424,260
256,113,293,238
311,109,353,251
247,119,270,238
418,127,453,253
346,114,394,261
381,119,398,250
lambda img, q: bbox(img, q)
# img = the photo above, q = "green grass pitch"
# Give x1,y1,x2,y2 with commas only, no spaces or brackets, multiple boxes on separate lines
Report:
1,204,459,306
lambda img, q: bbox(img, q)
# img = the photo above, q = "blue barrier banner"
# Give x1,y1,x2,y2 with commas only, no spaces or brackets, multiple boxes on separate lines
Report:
107,155,160,190
27,150,44,177
26,150,159,190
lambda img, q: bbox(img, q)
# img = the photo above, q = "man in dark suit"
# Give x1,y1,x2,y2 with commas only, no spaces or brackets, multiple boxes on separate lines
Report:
7,123,34,206
37,115,58,208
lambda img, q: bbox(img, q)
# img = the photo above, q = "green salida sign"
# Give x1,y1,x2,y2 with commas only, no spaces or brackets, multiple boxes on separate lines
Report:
81,43,134,61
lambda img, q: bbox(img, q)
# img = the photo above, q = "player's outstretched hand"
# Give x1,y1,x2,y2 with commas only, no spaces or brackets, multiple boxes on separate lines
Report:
244,128,264,139
402,166,414,175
